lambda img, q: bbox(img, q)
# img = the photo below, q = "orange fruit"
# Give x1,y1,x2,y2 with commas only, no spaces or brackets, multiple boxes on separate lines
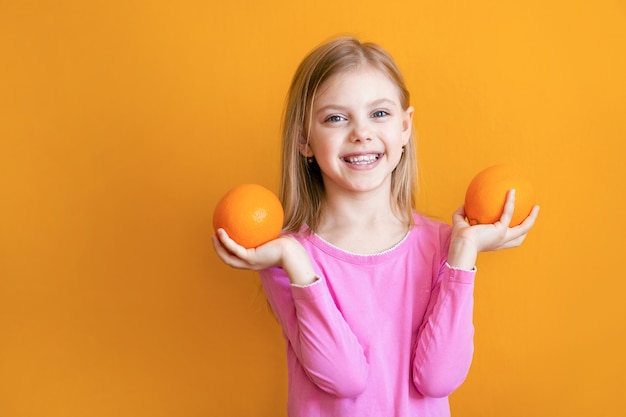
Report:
464,164,535,226
213,184,284,248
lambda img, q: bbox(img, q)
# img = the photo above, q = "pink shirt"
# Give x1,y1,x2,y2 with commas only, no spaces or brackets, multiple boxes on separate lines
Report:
259,213,476,417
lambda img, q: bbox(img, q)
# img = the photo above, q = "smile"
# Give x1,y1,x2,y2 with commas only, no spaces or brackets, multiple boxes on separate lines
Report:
341,153,382,165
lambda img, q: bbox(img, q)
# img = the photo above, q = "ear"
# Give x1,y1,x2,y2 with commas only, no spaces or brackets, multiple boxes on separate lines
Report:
401,106,414,146
298,135,314,157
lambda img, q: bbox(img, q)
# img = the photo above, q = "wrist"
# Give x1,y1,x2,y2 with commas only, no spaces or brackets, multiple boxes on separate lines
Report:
279,238,317,286
447,237,478,270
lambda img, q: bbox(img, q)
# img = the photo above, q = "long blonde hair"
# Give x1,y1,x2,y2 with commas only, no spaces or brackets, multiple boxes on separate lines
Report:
280,36,417,233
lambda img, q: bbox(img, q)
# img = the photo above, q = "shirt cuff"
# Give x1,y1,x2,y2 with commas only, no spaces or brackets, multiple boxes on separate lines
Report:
290,275,322,288
444,262,476,284
445,262,477,272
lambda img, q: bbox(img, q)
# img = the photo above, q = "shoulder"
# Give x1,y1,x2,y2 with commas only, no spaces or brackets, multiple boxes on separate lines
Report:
280,227,314,249
411,212,451,236
410,212,453,252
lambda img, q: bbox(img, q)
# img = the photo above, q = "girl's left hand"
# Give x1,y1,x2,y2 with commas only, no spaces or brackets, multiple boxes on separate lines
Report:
212,228,318,286
448,189,540,269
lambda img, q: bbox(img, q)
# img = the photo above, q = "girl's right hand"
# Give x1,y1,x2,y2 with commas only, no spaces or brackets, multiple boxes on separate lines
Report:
212,228,284,271
212,229,318,286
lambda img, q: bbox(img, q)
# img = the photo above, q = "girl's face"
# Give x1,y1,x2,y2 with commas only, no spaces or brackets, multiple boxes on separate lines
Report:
302,66,413,198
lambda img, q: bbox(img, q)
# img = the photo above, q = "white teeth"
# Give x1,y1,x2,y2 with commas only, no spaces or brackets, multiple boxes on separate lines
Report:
343,154,380,164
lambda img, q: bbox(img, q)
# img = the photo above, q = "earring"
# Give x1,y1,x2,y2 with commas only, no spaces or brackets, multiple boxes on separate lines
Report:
401,146,405,154
307,156,314,164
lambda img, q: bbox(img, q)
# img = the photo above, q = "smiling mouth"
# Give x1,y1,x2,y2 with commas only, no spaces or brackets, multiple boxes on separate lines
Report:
342,154,382,165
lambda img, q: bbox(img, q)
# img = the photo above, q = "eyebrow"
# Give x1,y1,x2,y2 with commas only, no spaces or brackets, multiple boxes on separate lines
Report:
314,98,399,115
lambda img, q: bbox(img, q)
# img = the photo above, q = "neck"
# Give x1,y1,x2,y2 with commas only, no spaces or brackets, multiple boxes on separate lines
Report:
315,188,410,254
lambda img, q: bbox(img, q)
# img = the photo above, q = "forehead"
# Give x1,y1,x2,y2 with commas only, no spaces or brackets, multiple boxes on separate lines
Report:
314,66,402,105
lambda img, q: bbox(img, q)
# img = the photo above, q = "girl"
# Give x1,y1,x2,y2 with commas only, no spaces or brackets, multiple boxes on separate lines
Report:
212,37,539,417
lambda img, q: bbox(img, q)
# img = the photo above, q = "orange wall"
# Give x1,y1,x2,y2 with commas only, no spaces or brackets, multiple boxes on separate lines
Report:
1,1,625,416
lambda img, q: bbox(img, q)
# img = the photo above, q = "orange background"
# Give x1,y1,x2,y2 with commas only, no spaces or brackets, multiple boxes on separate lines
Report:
1,1,625,416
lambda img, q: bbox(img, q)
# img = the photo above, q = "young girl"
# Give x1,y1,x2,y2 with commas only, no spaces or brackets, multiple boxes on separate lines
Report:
212,37,539,417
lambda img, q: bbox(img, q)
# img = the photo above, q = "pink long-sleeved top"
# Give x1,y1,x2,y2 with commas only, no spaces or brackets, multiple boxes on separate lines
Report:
259,213,476,417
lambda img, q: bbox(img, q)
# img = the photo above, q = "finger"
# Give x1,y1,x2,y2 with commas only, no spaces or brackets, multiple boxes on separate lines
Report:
211,234,222,251
212,233,238,261
452,205,467,223
213,229,252,267
216,228,248,257
211,233,230,257
510,205,541,234
212,235,237,265
526,205,541,224
498,189,516,227
500,233,528,249
499,205,541,247
214,244,251,269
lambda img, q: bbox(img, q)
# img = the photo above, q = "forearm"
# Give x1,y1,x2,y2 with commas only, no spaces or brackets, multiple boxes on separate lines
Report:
260,268,368,398
412,265,475,397
291,279,369,397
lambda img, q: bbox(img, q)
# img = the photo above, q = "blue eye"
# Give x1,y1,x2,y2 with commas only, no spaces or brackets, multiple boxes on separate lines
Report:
372,110,389,118
325,115,346,123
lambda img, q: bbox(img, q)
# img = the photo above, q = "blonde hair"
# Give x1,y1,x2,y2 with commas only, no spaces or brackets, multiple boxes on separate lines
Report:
280,36,417,233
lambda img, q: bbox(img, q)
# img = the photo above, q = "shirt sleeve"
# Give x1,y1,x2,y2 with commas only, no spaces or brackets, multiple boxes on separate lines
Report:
411,262,476,398
259,267,369,398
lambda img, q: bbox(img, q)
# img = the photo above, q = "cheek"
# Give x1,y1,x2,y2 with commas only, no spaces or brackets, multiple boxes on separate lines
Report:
309,133,339,155
389,149,404,167
386,133,407,164
317,146,340,165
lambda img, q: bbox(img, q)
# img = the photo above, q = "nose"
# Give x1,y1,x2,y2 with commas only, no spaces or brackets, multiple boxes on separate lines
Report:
349,118,372,143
